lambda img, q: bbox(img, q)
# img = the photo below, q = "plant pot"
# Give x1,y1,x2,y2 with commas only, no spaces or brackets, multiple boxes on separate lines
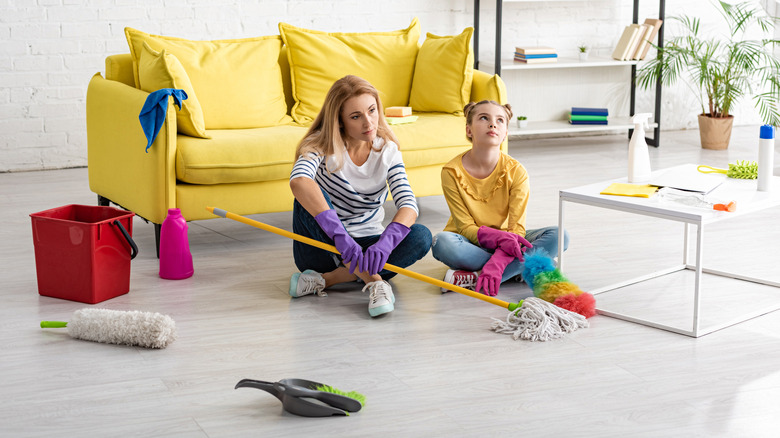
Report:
697,114,734,150
579,52,589,61
516,119,528,129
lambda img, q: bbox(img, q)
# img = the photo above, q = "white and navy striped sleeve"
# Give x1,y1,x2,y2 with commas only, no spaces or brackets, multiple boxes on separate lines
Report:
290,151,323,181
386,147,418,215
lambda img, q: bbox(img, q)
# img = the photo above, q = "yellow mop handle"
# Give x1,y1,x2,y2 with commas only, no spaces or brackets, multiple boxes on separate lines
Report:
206,207,521,311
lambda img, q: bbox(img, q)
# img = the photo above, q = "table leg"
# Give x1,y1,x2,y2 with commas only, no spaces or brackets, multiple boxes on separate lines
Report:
558,194,565,270
693,222,704,336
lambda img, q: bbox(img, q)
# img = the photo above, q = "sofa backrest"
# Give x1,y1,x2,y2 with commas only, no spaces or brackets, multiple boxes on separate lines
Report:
105,48,296,118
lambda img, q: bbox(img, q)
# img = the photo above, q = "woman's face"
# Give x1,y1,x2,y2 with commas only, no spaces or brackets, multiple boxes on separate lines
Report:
340,93,379,147
466,103,508,146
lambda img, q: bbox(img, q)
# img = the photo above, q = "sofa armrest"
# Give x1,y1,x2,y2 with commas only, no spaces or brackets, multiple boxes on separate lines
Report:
470,70,507,104
87,73,177,224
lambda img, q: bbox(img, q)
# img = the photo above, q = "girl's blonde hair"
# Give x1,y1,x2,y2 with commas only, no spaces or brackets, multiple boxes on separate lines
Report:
463,100,513,143
295,75,400,171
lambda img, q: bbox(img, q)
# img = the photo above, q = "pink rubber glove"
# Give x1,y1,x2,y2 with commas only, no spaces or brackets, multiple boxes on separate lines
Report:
314,209,363,274
362,222,410,275
477,226,532,261
476,248,515,296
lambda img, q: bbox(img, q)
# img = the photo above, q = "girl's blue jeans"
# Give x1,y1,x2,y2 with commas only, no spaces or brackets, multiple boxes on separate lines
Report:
292,191,432,281
431,226,569,285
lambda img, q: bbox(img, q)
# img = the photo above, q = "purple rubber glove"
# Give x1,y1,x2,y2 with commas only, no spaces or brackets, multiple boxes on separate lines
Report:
314,209,363,274
477,226,532,261
476,248,515,296
362,222,410,275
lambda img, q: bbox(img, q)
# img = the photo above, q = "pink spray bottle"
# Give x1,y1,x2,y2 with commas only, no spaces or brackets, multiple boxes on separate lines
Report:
159,208,194,279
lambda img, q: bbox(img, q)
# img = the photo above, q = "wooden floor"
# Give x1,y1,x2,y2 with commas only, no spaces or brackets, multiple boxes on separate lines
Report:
3,126,780,437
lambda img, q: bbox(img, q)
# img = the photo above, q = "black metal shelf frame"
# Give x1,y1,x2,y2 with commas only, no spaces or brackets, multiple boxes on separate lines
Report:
473,0,666,146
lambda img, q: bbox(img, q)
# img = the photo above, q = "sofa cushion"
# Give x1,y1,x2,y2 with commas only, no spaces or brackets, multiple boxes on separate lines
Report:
279,19,420,125
176,125,308,185
410,27,474,115
125,27,291,129
138,42,209,139
388,113,470,167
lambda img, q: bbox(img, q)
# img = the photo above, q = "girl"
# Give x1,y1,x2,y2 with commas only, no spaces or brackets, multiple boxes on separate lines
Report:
288,75,432,317
432,100,569,296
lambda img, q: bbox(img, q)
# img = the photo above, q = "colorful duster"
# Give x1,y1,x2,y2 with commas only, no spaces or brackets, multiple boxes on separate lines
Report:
521,249,597,318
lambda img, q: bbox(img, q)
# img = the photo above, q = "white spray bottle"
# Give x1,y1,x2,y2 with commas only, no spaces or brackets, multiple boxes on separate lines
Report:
628,113,652,183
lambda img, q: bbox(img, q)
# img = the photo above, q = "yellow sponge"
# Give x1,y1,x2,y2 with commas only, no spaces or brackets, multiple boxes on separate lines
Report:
385,106,412,117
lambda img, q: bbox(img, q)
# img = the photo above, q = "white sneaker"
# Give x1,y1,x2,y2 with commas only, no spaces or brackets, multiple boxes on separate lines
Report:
289,270,326,297
363,280,395,317
441,269,478,293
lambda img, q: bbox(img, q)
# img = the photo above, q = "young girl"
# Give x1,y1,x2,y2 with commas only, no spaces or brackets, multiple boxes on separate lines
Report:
432,100,569,296
288,75,432,317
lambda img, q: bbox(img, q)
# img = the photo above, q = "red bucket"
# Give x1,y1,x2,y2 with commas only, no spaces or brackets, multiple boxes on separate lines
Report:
30,205,137,304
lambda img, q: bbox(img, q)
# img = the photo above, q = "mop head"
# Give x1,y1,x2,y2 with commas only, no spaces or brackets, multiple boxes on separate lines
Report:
521,249,597,318
42,308,177,349
491,297,588,341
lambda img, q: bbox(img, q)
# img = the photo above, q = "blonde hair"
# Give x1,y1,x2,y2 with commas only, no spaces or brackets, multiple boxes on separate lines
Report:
295,75,400,171
463,100,513,143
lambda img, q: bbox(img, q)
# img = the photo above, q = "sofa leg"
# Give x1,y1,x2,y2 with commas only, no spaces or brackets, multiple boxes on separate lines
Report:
154,223,162,259
97,195,111,206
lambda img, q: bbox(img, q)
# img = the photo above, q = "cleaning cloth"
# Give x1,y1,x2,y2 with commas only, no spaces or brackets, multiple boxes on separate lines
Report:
139,88,187,152
600,183,658,198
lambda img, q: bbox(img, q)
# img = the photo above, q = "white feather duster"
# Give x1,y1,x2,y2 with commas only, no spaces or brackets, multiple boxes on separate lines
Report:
42,308,177,349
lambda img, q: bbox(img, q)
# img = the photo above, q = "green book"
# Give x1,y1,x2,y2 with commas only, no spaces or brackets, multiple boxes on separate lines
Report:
569,113,609,121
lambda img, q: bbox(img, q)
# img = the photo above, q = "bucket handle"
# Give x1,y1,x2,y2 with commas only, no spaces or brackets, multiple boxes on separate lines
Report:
112,219,138,260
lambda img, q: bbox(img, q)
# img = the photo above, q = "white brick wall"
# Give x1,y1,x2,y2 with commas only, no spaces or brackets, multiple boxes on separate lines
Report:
0,0,760,172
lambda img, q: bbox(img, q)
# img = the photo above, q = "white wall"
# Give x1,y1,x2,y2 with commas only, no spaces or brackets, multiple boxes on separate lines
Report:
0,0,768,172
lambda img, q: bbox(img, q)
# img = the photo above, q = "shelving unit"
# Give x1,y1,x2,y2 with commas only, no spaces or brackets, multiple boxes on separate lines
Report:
473,0,665,145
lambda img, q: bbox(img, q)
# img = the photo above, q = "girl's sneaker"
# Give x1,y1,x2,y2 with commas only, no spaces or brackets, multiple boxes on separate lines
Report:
289,270,326,297
363,280,395,317
441,269,478,293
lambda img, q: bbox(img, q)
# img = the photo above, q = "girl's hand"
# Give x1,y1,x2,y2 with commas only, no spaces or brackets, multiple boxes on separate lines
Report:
477,227,532,261
476,249,515,296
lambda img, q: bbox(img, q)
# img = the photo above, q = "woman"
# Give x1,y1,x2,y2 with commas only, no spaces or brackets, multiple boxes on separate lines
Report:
288,75,432,317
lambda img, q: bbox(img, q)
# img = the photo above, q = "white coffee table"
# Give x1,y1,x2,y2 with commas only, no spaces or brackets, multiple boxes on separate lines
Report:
558,164,780,337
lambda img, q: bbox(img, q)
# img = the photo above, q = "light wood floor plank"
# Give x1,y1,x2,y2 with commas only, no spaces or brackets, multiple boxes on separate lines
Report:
3,126,780,437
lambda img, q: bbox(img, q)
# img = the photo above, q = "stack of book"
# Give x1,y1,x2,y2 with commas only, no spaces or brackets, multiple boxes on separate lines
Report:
611,18,663,61
514,46,557,64
569,107,608,125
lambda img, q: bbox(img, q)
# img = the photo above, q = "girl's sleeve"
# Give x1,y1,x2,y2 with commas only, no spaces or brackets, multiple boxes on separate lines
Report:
290,151,323,181
505,165,530,236
441,167,480,245
386,147,419,215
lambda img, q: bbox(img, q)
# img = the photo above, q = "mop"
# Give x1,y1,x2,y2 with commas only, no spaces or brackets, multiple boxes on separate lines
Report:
41,308,177,349
207,207,590,342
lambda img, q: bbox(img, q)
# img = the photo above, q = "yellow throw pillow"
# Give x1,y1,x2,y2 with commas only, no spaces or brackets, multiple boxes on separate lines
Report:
279,19,420,125
126,28,291,129
137,42,209,139
409,27,474,114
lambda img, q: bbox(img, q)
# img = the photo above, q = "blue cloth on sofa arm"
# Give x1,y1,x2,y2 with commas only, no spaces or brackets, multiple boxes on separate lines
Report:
139,88,187,152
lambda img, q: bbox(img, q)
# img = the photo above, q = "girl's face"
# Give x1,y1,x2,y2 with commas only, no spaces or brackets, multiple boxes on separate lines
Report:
340,93,379,147
466,103,508,147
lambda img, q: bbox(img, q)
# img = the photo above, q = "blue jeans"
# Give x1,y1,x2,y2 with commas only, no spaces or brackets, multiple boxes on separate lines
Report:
292,194,432,281
431,227,569,285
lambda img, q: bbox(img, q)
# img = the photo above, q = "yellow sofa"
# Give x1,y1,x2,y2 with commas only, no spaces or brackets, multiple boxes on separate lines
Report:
86,22,507,247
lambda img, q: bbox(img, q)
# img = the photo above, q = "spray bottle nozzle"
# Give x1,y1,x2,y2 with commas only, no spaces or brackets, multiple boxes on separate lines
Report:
630,113,652,130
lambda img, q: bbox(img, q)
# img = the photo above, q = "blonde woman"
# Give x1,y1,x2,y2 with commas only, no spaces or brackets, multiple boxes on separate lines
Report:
288,75,432,317
432,100,569,296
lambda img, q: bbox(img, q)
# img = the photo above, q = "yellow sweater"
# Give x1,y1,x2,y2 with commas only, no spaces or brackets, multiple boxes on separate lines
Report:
441,151,529,245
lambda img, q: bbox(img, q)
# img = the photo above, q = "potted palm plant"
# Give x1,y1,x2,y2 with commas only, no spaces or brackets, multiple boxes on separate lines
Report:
637,1,780,149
